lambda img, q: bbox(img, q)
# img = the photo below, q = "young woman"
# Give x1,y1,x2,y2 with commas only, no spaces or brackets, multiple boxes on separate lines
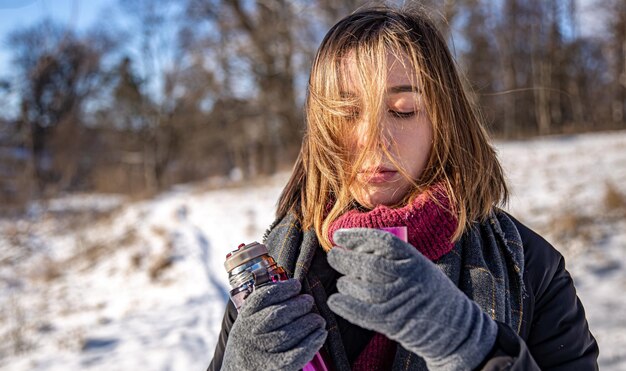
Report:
209,5,598,371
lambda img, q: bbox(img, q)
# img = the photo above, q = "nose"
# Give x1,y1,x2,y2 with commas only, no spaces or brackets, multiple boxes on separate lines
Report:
354,113,390,150
355,117,370,149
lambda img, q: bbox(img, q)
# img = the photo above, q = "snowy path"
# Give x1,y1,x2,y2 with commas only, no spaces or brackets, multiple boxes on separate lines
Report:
1,131,625,370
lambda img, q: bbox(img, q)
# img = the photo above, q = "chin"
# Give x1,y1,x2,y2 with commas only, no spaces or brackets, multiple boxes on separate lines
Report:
350,182,412,209
354,190,404,209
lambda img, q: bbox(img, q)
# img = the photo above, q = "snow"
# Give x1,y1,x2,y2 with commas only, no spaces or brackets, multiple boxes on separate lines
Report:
1,131,625,370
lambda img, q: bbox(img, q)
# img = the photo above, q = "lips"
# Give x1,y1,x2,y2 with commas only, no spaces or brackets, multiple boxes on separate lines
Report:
358,167,398,183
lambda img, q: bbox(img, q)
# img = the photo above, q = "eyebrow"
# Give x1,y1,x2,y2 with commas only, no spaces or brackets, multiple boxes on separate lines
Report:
339,85,420,98
388,85,420,94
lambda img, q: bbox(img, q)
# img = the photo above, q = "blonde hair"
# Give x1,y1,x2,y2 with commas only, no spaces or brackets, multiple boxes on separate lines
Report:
277,5,508,251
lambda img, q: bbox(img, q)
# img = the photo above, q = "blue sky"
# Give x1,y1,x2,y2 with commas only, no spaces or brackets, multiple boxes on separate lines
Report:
0,0,117,117
0,0,606,75
0,0,607,118
0,0,114,73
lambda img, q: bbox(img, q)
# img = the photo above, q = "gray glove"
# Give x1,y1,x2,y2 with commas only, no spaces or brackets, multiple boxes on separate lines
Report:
327,228,497,371
222,279,327,371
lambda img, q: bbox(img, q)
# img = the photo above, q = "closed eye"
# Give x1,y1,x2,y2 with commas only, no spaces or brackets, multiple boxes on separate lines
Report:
389,110,415,118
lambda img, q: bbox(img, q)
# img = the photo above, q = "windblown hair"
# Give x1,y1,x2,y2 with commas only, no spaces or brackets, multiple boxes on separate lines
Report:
277,5,508,251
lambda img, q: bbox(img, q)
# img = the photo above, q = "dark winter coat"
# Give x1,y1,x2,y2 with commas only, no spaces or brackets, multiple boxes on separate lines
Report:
208,213,598,370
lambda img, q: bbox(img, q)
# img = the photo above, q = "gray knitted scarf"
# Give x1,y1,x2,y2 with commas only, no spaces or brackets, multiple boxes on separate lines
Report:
263,209,525,371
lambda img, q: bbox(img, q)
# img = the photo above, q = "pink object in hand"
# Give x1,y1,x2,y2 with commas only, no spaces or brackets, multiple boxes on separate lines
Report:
303,351,329,371
379,226,408,242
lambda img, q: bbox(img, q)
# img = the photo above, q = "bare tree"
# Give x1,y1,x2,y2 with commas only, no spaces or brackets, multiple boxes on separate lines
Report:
118,0,184,192
8,20,114,196
182,0,311,177
606,0,626,127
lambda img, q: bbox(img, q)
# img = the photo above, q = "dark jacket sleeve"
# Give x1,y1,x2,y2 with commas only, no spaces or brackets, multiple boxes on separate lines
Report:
207,301,238,371
479,218,599,370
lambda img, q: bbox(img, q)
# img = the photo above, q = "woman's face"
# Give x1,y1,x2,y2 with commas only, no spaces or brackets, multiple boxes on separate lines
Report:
343,52,433,208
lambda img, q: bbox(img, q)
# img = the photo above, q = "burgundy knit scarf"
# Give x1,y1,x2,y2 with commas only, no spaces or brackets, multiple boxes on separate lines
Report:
327,184,458,370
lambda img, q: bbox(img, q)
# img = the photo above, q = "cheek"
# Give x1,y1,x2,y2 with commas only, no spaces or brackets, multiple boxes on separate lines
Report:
418,125,434,161
399,121,433,173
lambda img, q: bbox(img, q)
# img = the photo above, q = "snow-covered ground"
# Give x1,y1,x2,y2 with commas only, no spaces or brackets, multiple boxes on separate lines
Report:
1,130,625,370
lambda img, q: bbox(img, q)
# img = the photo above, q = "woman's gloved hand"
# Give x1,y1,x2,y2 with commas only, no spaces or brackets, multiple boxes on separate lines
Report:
222,279,327,371
327,228,497,371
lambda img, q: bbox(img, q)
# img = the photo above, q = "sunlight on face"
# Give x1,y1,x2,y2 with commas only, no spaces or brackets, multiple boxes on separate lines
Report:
343,52,433,208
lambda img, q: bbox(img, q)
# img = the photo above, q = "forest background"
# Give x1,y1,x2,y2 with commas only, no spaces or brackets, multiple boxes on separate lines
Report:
0,0,624,210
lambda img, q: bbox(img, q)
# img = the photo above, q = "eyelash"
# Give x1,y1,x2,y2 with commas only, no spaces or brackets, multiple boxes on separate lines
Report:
341,109,416,120
389,110,416,119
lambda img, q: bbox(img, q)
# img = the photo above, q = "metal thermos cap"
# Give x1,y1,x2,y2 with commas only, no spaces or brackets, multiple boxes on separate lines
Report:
224,242,268,273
